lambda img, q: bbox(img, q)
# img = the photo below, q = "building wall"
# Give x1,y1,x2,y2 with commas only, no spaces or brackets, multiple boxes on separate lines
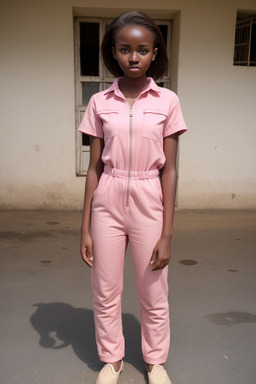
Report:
0,0,255,209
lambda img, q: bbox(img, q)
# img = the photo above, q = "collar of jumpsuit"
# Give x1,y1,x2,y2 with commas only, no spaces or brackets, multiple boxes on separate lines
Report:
79,77,187,173
104,76,161,100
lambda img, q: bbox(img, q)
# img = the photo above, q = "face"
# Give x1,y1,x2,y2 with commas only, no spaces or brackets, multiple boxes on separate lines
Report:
112,24,158,79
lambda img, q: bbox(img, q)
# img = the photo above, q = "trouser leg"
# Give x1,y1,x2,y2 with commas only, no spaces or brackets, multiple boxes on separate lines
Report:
129,224,170,365
90,173,127,362
128,177,170,364
91,217,127,363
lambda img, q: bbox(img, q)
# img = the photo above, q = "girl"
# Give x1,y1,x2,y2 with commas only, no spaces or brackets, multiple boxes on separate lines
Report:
79,11,187,384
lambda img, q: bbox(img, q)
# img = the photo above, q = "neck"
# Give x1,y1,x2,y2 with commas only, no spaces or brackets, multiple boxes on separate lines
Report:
119,75,149,98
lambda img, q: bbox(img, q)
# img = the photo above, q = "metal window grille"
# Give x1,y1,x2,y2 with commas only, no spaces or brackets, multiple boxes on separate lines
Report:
234,16,256,66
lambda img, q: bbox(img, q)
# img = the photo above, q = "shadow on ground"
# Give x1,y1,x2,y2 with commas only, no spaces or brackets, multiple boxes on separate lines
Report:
30,302,144,372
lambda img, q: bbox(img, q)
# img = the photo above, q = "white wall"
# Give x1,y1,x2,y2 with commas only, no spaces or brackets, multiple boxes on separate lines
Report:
0,0,255,209
177,0,256,208
0,0,78,208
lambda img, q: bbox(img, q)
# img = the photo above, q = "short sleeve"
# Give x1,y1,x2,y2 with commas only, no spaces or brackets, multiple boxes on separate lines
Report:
78,95,104,139
163,93,187,138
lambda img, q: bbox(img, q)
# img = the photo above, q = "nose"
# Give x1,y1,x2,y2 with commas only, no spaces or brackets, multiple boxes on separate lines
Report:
129,51,139,62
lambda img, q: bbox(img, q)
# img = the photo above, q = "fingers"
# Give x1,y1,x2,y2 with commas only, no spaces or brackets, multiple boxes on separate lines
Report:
151,237,172,271
80,232,94,268
80,245,94,268
151,258,169,271
151,249,158,270
85,253,94,268
150,249,170,271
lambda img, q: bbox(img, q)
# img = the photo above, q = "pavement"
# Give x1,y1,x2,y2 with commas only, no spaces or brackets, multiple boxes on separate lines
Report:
0,209,256,384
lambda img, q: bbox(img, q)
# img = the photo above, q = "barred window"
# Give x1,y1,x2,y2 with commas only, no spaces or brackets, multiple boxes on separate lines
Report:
233,14,256,66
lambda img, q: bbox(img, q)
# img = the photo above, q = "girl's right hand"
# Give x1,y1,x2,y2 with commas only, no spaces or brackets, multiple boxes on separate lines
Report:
80,231,94,268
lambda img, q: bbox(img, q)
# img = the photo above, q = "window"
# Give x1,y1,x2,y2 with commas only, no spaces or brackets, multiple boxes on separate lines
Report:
74,17,172,175
233,14,256,66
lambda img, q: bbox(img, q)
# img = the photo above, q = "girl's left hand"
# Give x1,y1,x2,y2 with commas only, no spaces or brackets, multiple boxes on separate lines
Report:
150,235,172,271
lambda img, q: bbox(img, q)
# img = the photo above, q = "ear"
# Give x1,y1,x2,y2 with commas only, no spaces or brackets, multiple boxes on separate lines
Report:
112,45,117,59
152,47,158,62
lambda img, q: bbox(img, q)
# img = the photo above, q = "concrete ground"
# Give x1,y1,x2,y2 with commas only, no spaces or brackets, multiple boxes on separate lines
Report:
0,210,256,384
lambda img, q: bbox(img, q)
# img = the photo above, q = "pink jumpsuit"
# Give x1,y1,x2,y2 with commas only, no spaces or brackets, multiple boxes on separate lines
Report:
79,77,187,365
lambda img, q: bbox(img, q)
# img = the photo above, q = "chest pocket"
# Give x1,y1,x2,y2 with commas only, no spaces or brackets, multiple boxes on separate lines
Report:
143,109,168,141
98,110,119,139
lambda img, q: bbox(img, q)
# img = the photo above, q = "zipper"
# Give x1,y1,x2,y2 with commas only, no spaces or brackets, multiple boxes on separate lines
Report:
126,104,133,207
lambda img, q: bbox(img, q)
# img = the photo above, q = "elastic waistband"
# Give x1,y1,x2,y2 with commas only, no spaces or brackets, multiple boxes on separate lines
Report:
104,165,159,180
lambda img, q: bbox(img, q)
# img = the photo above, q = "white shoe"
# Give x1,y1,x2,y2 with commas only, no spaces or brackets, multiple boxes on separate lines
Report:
95,361,123,384
147,364,172,384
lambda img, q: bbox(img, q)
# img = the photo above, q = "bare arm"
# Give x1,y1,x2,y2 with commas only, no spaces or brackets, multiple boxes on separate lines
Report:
151,133,179,271
80,136,104,267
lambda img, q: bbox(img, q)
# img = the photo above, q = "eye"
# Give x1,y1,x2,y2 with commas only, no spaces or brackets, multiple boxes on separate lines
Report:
139,48,148,55
120,48,129,54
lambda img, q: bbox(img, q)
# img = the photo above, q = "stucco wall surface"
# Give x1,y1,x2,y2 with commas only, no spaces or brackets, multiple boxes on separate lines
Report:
0,0,255,209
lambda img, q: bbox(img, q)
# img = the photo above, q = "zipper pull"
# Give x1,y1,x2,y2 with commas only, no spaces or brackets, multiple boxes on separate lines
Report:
129,105,133,117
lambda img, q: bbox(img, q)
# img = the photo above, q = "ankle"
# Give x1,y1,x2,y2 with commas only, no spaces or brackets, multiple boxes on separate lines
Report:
147,364,154,373
146,363,165,373
109,360,122,372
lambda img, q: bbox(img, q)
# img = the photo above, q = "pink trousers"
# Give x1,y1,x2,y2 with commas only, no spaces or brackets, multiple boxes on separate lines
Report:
90,167,170,364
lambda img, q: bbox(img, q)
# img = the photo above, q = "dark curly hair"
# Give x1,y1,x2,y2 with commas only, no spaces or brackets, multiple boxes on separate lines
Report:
101,11,168,80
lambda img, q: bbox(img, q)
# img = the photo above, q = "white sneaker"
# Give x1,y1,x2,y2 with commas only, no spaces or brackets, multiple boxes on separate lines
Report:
147,364,172,384
95,361,123,384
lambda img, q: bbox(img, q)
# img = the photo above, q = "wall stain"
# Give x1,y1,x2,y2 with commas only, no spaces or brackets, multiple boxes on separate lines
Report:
205,311,256,326
46,222,60,225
